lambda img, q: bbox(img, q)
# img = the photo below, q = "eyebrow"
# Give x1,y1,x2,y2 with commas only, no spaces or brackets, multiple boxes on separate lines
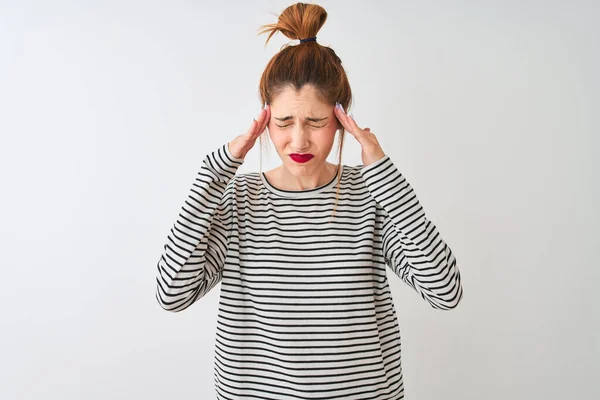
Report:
274,116,328,122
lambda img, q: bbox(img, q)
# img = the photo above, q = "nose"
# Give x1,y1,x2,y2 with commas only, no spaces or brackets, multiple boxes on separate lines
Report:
290,126,311,153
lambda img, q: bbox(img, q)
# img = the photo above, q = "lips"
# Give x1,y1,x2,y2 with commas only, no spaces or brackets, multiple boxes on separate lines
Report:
289,153,314,163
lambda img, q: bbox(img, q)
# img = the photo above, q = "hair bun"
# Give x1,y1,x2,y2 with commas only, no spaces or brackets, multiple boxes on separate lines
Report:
258,2,327,45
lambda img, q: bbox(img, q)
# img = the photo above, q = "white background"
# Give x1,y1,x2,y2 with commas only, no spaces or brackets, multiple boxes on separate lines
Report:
1,0,598,399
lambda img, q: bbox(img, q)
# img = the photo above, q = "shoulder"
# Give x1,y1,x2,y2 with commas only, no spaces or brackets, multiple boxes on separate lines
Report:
342,163,367,184
226,171,262,192
232,171,261,183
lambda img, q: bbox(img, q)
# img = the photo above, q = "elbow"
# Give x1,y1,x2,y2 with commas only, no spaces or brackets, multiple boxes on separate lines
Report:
156,292,194,313
433,282,464,311
155,260,208,312
155,282,198,313
438,293,463,311
156,290,182,313
435,252,463,310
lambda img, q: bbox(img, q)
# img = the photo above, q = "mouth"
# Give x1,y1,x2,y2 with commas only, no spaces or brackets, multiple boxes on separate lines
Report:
289,153,314,163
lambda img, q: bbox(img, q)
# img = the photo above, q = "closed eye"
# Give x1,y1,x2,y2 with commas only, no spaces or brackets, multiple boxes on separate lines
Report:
276,124,326,128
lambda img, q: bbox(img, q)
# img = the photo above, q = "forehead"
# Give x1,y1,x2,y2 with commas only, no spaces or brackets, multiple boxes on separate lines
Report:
270,85,329,111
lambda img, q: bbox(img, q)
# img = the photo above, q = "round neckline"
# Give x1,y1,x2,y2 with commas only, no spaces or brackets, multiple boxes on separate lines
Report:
261,165,343,198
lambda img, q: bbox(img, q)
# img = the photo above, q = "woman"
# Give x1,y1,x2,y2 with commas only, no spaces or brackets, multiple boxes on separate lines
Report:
155,3,463,399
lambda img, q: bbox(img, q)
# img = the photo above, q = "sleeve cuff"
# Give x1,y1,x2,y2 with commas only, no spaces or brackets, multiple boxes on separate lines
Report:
224,142,245,163
203,143,244,182
360,154,393,182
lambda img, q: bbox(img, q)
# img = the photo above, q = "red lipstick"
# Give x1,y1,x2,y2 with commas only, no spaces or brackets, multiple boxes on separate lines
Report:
289,153,314,163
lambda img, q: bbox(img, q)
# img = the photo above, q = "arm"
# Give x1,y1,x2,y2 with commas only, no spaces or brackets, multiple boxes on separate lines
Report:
155,143,244,312
360,155,464,310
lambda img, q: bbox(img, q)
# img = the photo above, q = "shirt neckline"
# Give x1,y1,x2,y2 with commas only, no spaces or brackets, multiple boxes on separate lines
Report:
261,165,343,198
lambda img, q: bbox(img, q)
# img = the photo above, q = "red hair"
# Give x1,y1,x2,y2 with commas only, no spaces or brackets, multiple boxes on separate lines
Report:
257,2,353,218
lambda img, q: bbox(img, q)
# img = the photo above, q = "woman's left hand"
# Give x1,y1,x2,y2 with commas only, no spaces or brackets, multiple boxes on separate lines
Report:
334,102,386,167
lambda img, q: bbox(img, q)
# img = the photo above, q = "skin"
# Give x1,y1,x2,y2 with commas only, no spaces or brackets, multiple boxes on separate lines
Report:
264,84,341,191
228,84,386,190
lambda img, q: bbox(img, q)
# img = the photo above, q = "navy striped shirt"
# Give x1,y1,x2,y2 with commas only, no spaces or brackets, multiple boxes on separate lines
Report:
156,143,464,399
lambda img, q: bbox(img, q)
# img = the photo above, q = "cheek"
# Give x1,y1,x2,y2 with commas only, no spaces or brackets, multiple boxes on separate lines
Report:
319,125,339,143
267,128,287,149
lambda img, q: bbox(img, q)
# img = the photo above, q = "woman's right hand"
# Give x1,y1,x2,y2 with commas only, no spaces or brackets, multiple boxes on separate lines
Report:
228,104,271,160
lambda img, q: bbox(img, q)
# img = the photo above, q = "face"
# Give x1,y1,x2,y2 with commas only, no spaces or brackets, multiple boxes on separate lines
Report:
266,84,341,176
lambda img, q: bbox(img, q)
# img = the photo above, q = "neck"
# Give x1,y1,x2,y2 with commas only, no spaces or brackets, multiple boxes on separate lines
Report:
276,162,337,191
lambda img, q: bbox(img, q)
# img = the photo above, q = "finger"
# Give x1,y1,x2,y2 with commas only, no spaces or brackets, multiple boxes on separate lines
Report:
333,104,352,133
247,107,268,138
256,104,270,137
334,105,366,142
246,118,259,137
254,105,270,135
345,112,367,139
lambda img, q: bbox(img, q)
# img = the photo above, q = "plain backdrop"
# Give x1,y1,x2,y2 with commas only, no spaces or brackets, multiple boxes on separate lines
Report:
1,0,598,399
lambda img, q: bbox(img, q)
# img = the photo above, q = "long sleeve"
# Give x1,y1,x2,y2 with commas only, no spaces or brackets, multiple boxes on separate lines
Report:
360,155,464,310
155,143,244,312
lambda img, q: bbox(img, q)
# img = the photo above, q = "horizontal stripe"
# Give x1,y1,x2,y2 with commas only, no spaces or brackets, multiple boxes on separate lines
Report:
156,143,464,399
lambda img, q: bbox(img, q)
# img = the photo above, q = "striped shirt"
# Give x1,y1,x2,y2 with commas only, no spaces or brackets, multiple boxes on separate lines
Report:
155,143,464,399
